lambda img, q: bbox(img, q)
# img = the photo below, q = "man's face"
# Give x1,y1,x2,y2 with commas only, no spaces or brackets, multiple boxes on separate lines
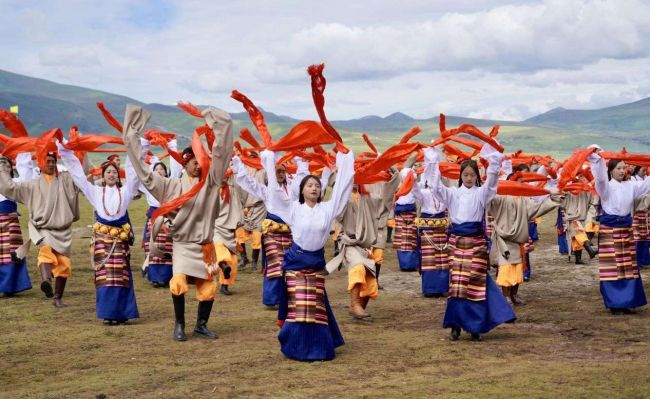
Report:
43,156,57,175
0,158,12,174
275,166,286,184
184,158,201,178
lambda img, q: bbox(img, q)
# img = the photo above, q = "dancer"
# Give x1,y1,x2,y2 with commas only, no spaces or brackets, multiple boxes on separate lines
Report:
124,104,233,341
393,155,419,271
561,181,599,265
0,150,79,307
0,153,37,296
589,149,650,314
262,147,354,361
428,146,516,341
631,167,650,268
57,143,140,324
237,166,266,271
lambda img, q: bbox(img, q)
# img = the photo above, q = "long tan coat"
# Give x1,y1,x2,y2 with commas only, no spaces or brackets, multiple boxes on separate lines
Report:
124,104,233,279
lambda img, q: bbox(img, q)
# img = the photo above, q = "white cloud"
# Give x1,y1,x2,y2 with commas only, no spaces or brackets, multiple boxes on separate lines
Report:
0,0,649,121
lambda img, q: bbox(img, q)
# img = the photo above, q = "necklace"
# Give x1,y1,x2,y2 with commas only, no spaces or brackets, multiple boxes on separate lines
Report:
102,185,122,217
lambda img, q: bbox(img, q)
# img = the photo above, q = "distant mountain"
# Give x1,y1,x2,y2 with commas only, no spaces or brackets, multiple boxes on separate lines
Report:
1,69,650,157
525,97,650,133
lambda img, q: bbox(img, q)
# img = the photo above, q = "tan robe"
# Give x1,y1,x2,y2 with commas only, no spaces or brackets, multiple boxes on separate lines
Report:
562,191,592,244
123,104,233,279
489,195,559,266
241,168,267,232
213,176,243,253
0,172,79,257
363,170,400,249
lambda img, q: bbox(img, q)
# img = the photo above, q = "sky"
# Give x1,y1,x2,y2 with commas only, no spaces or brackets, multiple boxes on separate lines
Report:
1,0,650,121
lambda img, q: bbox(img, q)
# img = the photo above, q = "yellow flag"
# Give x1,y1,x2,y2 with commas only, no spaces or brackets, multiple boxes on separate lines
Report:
9,105,19,114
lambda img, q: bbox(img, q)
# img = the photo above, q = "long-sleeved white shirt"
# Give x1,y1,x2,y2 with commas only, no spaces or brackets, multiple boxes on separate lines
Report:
429,146,502,224
0,153,38,202
58,143,138,221
411,154,447,215
262,149,354,251
590,155,650,216
233,156,308,218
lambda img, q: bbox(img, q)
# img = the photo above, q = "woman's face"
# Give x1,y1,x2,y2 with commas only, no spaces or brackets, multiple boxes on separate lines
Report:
154,164,167,177
302,177,321,203
461,166,478,188
611,161,627,182
275,165,286,184
103,164,119,187
0,158,12,174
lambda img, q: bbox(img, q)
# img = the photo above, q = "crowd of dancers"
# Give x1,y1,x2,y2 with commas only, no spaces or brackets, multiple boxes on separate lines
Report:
0,64,649,362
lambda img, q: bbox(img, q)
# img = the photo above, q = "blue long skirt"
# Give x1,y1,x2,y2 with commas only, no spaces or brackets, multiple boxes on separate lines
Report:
0,259,31,295
96,268,140,321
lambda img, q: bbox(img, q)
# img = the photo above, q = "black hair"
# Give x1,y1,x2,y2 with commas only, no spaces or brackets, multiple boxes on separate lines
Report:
458,159,482,187
298,174,322,204
152,161,169,177
607,159,622,181
0,156,14,178
514,164,530,172
632,165,645,177
102,162,122,188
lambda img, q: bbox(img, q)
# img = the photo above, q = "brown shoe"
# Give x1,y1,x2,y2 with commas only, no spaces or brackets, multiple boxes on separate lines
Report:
349,284,370,319
52,277,68,308
39,264,54,298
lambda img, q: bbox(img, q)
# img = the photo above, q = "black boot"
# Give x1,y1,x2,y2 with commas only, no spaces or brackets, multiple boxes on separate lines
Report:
471,333,482,341
39,264,54,298
250,249,260,272
333,240,340,257
587,232,595,241
449,327,461,341
574,250,584,265
584,241,598,259
220,284,232,296
386,227,393,243
238,244,249,269
172,294,187,341
376,263,384,290
52,277,68,308
220,263,231,280
194,300,218,339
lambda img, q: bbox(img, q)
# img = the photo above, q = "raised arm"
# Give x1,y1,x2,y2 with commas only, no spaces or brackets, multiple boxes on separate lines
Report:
202,107,234,185
289,156,310,201
56,142,97,204
479,143,504,207
14,152,37,182
261,149,292,222
168,139,182,178
588,149,609,202
0,169,30,204
323,150,355,220
425,147,452,206
633,174,650,199
232,155,268,201
122,155,140,205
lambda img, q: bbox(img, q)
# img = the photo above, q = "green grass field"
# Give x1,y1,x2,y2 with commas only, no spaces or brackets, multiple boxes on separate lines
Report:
2,197,650,398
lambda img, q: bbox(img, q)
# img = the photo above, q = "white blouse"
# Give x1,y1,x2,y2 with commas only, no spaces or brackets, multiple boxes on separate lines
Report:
233,156,308,218
428,146,503,224
591,155,650,216
58,143,139,221
411,155,447,215
0,153,38,202
139,140,182,208
262,149,354,251
395,166,415,205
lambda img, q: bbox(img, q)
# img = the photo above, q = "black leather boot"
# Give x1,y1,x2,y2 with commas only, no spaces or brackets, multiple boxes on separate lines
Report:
584,241,598,259
172,294,187,341
376,263,384,290
193,300,218,339
386,227,393,243
250,249,260,272
449,327,461,341
39,264,54,298
52,277,67,308
238,244,249,269
220,284,232,296
574,250,584,265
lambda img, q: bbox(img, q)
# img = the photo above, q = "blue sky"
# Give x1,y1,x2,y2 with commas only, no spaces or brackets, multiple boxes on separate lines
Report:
1,0,650,121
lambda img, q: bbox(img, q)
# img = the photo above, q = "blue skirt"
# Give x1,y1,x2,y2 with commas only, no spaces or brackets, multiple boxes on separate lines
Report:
422,270,449,295
0,259,31,294
263,276,282,306
96,268,140,321
147,264,173,285
278,292,344,361
523,252,532,280
636,241,650,268
278,244,344,361
600,276,647,310
397,250,419,271
443,274,516,334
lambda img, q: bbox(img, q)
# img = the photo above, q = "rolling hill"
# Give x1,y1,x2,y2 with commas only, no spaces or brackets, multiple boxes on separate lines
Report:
1,69,649,159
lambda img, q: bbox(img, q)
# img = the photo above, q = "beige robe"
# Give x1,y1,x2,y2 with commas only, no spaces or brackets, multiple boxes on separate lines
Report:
241,168,266,232
562,191,592,243
0,172,79,257
489,195,559,266
213,176,243,253
363,170,400,249
123,104,233,279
